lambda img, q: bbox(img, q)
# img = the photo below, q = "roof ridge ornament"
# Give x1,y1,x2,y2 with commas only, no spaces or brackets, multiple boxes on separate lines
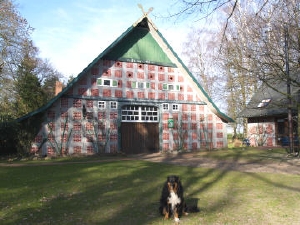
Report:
138,4,153,17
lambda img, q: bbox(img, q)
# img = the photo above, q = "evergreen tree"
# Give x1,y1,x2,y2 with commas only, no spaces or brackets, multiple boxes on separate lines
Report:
15,51,47,117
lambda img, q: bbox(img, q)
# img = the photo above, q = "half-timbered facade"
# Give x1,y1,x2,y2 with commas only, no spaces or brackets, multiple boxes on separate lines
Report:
238,75,299,147
19,15,233,155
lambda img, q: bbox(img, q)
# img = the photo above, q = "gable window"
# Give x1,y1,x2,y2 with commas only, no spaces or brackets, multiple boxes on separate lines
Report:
138,82,144,89
131,81,150,89
257,98,271,108
98,101,106,110
162,103,169,111
97,78,118,87
172,104,179,111
162,83,180,91
110,101,117,109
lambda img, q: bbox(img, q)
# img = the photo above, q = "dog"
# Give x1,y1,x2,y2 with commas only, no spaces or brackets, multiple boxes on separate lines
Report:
159,175,188,223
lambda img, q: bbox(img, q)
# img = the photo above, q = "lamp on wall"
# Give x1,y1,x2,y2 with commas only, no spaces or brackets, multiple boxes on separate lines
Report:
82,104,87,119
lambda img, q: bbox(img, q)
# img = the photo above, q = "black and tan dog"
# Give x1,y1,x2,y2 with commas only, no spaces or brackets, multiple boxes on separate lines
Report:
159,175,188,223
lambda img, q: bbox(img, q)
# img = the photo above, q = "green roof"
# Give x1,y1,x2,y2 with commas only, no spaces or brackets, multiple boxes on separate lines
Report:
102,18,175,67
17,16,233,123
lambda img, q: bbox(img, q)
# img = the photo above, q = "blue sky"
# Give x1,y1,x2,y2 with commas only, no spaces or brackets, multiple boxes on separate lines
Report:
16,0,196,79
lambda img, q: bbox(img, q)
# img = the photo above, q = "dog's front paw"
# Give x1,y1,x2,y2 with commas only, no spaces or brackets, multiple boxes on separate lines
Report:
174,217,180,224
164,213,169,219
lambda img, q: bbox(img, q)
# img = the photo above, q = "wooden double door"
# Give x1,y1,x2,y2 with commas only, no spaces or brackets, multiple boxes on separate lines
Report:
121,122,159,154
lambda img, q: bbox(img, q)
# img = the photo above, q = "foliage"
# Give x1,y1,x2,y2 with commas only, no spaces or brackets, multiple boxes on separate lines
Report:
0,0,33,75
0,0,64,118
16,113,45,156
178,1,300,140
0,111,44,156
0,115,18,155
15,55,48,117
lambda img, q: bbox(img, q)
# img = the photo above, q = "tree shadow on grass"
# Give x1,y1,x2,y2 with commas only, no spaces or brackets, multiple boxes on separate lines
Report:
4,151,299,225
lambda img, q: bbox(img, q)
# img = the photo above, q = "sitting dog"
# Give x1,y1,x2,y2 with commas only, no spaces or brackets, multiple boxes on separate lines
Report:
159,175,187,223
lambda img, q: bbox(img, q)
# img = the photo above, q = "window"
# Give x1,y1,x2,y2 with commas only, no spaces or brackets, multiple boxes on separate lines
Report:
162,83,180,91
122,105,158,122
172,104,179,111
131,81,150,89
138,82,145,88
98,101,106,110
257,98,271,108
97,78,118,87
110,101,117,109
162,103,169,111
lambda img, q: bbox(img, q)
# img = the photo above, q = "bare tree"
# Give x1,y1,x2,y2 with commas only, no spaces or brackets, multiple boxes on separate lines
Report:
173,1,300,143
0,0,64,117
182,28,226,109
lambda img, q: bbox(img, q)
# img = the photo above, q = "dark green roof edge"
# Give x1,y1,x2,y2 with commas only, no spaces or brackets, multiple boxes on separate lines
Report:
155,30,234,123
106,56,176,68
17,16,233,123
17,25,136,122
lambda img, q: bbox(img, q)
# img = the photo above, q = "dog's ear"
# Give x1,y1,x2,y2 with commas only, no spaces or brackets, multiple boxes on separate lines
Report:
167,182,172,192
174,182,178,193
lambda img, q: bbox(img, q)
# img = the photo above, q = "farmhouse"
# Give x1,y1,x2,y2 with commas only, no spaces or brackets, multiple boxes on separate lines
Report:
238,75,299,147
18,14,233,155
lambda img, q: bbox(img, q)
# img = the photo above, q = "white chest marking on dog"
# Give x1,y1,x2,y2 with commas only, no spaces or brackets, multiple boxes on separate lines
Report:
168,191,181,211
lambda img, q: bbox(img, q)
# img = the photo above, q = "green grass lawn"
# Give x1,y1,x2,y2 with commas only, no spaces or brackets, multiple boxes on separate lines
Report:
1,150,300,224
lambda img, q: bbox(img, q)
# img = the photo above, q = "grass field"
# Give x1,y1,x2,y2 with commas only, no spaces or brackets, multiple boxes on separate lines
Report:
1,149,300,224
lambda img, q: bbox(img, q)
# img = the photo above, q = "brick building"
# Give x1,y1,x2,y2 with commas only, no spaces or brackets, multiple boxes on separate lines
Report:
18,15,233,155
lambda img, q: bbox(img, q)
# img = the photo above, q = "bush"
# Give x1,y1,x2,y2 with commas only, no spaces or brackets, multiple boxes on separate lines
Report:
0,112,44,156
0,115,19,156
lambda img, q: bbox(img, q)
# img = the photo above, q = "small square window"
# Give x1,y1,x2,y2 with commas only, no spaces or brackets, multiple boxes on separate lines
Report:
162,83,168,90
162,103,169,111
98,101,106,110
257,98,271,108
103,79,111,86
172,104,179,111
138,82,144,88
131,81,137,88
97,78,117,87
110,101,117,109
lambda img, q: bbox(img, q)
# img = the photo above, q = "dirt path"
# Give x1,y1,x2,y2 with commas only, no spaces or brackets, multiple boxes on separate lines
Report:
132,152,300,175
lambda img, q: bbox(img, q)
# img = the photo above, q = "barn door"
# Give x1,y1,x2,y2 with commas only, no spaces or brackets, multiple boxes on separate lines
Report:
121,122,159,154
121,105,159,154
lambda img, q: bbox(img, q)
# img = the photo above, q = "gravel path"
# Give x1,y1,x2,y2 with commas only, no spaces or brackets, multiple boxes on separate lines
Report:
133,152,300,175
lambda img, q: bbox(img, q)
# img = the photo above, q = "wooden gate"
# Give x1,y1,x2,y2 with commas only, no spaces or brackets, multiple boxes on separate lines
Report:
121,122,159,154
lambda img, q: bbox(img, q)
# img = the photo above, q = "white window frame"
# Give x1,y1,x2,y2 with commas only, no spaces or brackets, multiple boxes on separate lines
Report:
131,81,150,89
121,105,158,122
162,83,180,91
172,104,179,111
162,103,169,111
97,78,118,87
110,101,117,109
98,101,106,110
